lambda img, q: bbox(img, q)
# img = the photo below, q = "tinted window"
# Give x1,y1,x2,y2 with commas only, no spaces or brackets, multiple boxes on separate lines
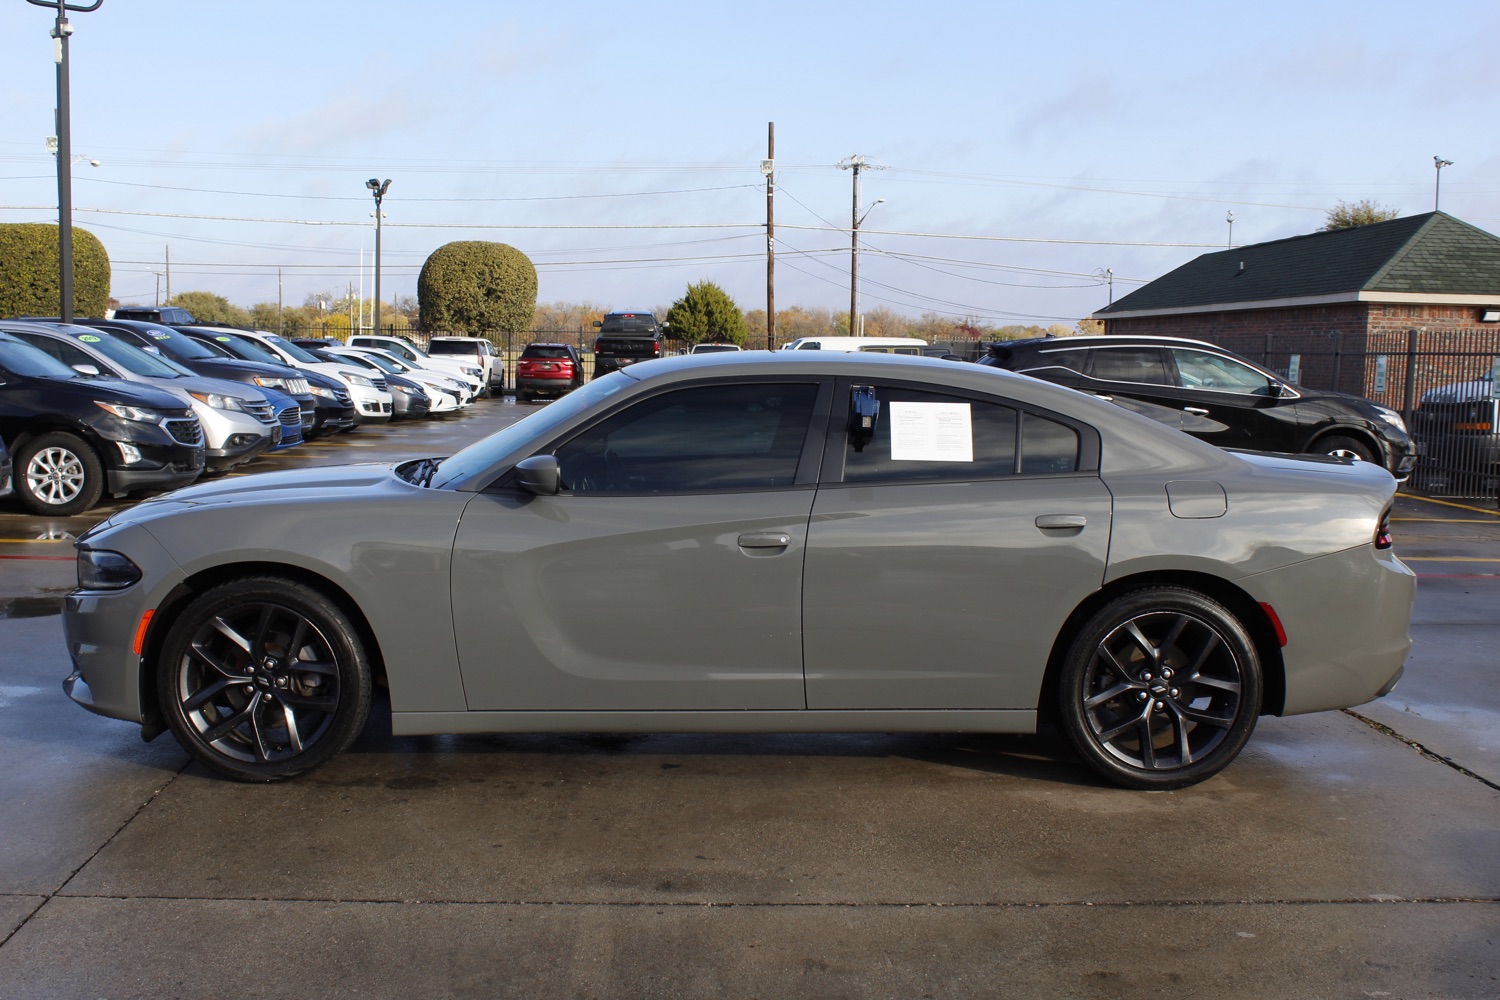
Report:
522,346,572,359
0,333,80,379
427,341,481,356
555,382,817,494
842,386,1017,483
841,386,1078,484
1026,348,1088,372
598,314,658,334
1087,347,1171,384
1171,348,1277,395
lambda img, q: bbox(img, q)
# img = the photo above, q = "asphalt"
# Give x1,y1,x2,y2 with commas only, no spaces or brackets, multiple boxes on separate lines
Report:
0,399,1496,999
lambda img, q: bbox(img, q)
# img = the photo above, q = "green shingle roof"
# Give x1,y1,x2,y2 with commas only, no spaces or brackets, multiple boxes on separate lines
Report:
1098,212,1500,315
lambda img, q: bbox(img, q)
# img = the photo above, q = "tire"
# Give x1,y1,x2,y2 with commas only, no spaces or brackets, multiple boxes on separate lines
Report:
1058,586,1262,790
157,577,373,782
15,431,104,516
1316,435,1377,464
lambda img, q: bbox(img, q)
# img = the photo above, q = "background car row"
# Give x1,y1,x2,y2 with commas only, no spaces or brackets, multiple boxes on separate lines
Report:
0,320,500,517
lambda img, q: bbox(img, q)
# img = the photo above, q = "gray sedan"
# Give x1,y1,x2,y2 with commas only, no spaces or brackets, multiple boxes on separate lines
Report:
61,352,1415,789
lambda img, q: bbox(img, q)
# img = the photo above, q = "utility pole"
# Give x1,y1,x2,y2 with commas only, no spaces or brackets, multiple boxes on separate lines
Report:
762,123,775,350
838,155,886,337
164,245,170,304
1226,211,1234,248
29,0,104,321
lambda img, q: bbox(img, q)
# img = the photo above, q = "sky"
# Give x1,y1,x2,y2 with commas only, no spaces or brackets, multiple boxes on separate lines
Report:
2,0,1498,330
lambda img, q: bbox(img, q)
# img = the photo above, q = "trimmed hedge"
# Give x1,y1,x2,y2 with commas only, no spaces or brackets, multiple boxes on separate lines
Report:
0,223,111,318
417,241,537,335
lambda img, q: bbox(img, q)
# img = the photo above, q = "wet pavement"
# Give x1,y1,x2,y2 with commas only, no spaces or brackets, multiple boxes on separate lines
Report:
1,403,1497,998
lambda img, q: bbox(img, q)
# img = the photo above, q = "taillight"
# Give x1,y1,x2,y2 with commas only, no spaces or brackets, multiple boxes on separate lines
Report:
1375,509,1393,550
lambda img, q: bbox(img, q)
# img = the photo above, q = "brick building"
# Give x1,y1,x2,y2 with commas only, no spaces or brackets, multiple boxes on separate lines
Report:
1093,212,1500,398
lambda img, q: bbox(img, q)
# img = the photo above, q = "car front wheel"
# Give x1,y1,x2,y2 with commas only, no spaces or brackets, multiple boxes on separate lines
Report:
158,577,373,781
1316,435,1377,464
1058,587,1262,789
15,431,104,516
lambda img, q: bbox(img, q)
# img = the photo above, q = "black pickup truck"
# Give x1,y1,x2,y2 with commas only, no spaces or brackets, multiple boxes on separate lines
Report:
592,311,664,378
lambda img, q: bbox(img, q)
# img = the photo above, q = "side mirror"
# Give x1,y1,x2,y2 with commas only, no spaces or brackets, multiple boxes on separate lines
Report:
592,320,602,329
72,364,101,376
514,454,560,496
1267,382,1285,398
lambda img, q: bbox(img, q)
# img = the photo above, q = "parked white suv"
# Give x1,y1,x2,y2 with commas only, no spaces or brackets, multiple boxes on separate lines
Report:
347,335,486,397
425,336,505,394
187,328,393,424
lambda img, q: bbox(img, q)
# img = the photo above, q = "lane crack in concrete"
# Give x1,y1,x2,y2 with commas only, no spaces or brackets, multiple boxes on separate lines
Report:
0,761,190,951
1345,709,1500,791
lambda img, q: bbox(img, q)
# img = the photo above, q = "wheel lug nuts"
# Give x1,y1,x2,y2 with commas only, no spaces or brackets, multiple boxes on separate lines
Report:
1141,672,1152,681
1138,692,1149,702
1170,688,1179,699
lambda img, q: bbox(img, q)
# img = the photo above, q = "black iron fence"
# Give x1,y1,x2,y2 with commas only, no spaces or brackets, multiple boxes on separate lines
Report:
1214,327,1500,499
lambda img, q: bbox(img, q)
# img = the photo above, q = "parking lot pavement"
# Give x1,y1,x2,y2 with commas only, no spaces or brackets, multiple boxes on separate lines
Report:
1,429,1497,997
1363,493,1500,787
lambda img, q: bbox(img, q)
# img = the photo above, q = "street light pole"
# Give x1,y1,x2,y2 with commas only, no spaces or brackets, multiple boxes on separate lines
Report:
29,0,104,322
1433,156,1453,212
366,178,391,335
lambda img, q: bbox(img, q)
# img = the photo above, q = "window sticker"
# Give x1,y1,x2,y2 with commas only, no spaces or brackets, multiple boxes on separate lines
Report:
79,334,102,343
889,401,973,462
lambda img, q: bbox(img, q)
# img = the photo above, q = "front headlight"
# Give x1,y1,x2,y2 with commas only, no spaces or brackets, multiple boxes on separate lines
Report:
463,366,481,378
309,385,336,399
344,374,375,388
189,391,248,412
254,376,289,391
77,548,142,590
94,401,163,423
1374,407,1407,433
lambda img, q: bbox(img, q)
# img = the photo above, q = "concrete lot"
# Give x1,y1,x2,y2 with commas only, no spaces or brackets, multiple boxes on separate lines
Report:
1,398,1497,999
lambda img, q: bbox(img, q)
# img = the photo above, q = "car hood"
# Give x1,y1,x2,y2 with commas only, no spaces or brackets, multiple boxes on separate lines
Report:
82,463,410,536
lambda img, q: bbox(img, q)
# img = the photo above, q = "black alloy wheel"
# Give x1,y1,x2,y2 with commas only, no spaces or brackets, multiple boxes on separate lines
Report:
1059,587,1262,790
15,431,103,516
158,577,372,781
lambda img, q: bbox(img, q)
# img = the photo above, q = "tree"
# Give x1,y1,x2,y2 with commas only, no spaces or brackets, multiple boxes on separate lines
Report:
1075,318,1104,336
1321,200,1400,231
170,291,250,326
418,241,537,334
0,222,110,318
663,280,747,345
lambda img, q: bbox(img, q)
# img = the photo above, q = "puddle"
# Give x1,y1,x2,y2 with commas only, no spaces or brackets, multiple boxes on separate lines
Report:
1,596,65,619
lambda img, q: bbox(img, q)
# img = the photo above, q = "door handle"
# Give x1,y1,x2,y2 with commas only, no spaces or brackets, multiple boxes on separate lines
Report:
738,531,792,548
1183,406,1210,416
1035,514,1087,530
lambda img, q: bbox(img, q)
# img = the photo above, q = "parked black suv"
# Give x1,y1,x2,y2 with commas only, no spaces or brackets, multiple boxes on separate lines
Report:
592,311,663,378
0,331,205,515
978,335,1416,477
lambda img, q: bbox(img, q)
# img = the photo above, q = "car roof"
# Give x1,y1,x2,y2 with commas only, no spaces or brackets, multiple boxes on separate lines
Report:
995,334,1222,352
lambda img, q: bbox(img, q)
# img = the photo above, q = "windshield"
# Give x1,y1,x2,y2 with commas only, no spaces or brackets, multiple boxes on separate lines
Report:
149,330,220,360
353,351,400,373
71,331,186,377
327,351,378,372
204,332,281,364
260,335,323,365
432,372,634,489
0,332,81,379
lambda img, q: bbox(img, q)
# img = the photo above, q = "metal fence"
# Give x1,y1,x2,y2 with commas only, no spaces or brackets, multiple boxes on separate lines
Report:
1213,327,1500,499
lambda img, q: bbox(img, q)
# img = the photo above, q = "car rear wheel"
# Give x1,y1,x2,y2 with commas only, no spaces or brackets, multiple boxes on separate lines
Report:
15,431,103,516
158,577,372,782
1317,435,1377,464
1058,587,1262,789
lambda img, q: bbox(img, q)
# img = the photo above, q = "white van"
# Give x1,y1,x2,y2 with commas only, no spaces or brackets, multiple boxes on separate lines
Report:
780,336,928,354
